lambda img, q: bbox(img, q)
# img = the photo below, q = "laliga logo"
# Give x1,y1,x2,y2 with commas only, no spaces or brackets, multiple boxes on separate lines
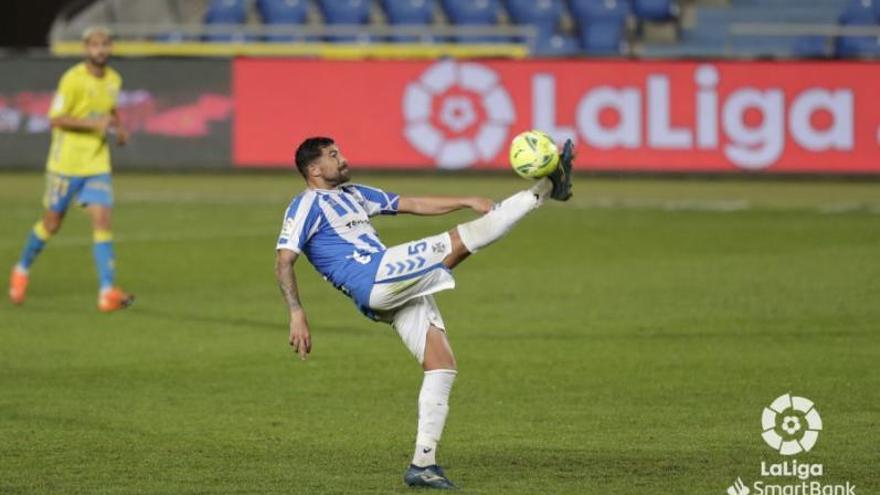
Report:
535,64,856,170
761,393,822,456
403,60,516,169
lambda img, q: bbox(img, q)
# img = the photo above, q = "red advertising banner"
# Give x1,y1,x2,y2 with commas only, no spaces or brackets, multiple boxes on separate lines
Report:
234,59,880,173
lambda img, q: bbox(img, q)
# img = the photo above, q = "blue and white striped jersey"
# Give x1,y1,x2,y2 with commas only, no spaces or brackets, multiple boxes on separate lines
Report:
276,183,400,317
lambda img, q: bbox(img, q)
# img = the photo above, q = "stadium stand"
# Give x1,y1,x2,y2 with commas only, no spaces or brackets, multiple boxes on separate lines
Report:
203,0,252,42
569,0,631,55
381,0,437,42
835,0,880,57
641,0,858,58
503,0,584,56
632,0,676,22
534,32,580,55
792,35,831,58
441,0,506,43
47,0,880,58
318,0,375,42
256,0,311,42
506,0,563,38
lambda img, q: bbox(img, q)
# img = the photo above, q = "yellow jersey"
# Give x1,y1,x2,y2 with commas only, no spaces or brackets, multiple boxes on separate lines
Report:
46,62,122,176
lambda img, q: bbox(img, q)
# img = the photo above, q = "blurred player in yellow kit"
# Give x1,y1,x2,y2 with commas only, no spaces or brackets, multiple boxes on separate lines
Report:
8,26,134,312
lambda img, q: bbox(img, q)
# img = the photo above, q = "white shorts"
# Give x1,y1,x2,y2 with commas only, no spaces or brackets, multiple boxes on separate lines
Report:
370,232,456,362
380,295,446,364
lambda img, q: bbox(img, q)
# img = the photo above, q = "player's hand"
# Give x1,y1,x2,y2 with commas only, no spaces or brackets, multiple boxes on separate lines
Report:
465,197,494,215
115,127,129,146
94,115,112,135
288,309,312,361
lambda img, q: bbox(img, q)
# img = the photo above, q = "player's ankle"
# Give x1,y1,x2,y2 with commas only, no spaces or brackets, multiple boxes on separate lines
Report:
412,443,437,467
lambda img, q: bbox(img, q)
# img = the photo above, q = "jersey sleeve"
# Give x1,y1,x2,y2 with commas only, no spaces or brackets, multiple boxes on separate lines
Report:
48,71,78,119
349,184,400,217
276,193,322,253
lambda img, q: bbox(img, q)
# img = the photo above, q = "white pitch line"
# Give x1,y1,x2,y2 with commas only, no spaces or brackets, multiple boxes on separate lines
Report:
817,202,876,214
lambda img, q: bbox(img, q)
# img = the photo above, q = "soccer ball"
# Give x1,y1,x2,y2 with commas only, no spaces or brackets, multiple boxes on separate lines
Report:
509,130,560,179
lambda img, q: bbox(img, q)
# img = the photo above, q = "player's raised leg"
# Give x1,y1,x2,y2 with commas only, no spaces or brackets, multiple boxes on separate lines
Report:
86,195,133,312
446,139,574,266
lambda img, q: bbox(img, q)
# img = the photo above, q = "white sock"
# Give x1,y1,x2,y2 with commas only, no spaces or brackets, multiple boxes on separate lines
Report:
456,178,551,253
412,369,457,467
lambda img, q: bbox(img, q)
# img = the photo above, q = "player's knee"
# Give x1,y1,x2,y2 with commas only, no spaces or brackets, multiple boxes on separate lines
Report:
442,228,471,269
423,330,457,371
42,215,63,234
90,212,112,230
424,357,457,372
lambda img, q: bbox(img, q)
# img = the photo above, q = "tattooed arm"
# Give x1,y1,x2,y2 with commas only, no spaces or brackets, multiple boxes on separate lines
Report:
275,249,311,360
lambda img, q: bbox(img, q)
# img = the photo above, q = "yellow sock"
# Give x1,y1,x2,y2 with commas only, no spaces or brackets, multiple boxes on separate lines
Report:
33,221,52,241
93,229,113,243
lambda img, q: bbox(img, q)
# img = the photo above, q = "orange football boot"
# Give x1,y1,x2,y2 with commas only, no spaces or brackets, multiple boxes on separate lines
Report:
98,287,135,313
9,266,29,305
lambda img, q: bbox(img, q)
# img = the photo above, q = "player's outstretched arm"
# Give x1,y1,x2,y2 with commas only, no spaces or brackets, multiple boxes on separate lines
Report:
50,115,112,134
275,249,311,361
398,196,494,216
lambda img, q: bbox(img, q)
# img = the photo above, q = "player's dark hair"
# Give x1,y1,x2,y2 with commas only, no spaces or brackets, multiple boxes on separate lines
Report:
295,137,335,179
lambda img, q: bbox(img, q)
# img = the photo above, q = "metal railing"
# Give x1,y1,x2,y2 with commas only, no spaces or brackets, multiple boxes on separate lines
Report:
722,22,880,58
730,22,880,38
49,22,538,44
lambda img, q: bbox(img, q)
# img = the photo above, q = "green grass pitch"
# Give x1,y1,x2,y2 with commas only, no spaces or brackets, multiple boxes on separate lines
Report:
1,172,878,494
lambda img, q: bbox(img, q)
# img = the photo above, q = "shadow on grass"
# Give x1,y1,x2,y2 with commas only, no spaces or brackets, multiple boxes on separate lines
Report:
128,306,369,337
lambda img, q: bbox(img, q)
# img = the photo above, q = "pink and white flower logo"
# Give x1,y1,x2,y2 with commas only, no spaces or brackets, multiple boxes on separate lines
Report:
402,60,516,169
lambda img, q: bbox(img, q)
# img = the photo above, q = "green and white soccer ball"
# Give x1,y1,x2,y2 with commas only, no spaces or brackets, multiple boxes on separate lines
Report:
509,130,560,179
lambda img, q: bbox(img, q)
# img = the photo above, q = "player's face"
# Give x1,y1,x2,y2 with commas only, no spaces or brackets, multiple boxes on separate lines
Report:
311,144,351,186
84,33,112,67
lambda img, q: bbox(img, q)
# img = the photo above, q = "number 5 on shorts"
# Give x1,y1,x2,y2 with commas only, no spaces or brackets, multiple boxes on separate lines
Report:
408,241,427,255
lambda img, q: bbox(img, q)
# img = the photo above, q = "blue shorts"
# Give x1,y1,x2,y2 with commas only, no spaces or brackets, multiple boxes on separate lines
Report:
44,173,114,213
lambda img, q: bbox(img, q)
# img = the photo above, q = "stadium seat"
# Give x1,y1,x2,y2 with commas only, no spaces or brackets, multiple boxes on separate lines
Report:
578,19,626,54
383,0,435,24
203,0,250,42
381,0,438,42
839,0,878,24
506,0,564,38
835,0,880,58
835,34,880,58
569,0,629,55
632,0,676,22
569,0,631,23
792,35,831,58
441,0,506,43
318,0,375,41
257,0,310,42
533,32,581,55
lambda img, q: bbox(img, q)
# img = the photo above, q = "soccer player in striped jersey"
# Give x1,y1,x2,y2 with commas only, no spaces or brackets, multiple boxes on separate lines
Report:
275,136,573,489
8,26,133,312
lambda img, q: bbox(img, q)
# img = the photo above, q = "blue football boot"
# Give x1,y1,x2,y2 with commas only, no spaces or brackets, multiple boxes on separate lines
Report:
404,464,456,490
549,138,574,201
